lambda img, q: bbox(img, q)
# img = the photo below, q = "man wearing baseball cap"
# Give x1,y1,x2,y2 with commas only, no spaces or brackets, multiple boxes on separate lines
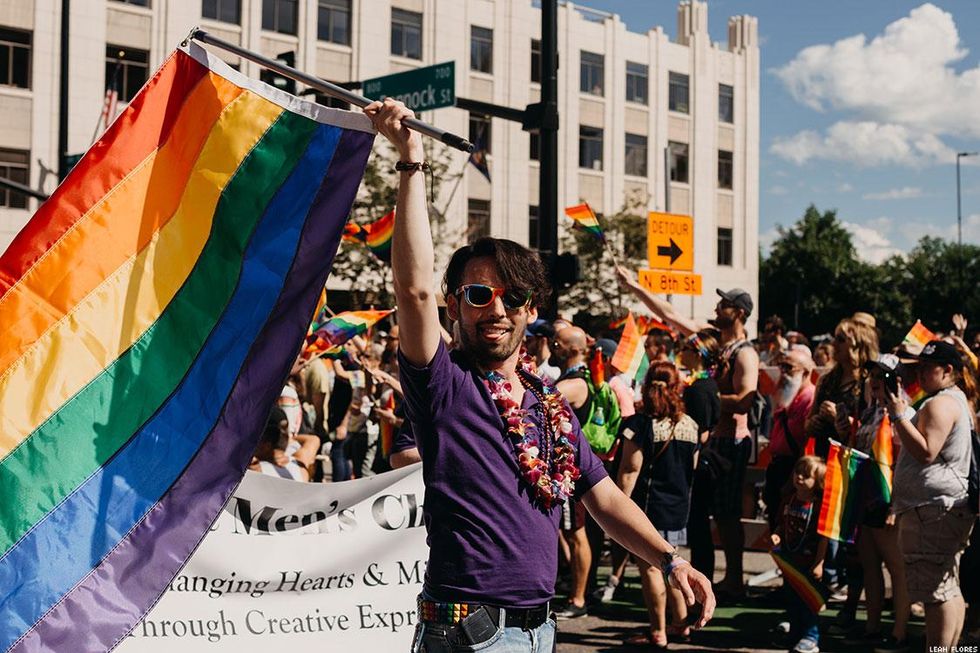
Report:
616,266,760,599
885,340,975,651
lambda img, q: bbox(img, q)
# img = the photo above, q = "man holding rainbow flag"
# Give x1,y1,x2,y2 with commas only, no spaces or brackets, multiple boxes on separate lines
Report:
363,96,714,652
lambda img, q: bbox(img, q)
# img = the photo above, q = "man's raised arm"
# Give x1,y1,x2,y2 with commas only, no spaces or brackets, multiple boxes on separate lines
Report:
615,265,705,336
364,100,442,367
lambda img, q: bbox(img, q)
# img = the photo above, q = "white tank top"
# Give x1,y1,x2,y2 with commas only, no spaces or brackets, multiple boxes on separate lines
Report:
893,386,972,513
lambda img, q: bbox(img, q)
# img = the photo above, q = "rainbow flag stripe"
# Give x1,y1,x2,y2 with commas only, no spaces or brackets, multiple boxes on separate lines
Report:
771,549,830,613
309,309,394,349
564,203,605,241
612,312,646,380
817,440,868,543
0,43,373,651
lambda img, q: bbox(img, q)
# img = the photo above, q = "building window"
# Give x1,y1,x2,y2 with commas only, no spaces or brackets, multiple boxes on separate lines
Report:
0,148,30,209
0,28,31,89
718,150,733,189
580,51,604,96
391,9,422,59
668,141,688,183
470,26,492,74
625,61,647,105
579,126,603,171
624,133,647,177
717,228,733,266
468,199,491,239
529,205,539,249
530,39,541,84
262,0,298,35
318,0,350,45
113,0,149,5
529,132,540,161
106,46,149,102
719,83,734,123
469,114,491,154
202,0,240,24
668,71,689,114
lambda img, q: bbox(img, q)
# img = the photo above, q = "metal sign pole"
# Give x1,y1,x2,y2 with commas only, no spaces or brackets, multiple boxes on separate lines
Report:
187,29,474,154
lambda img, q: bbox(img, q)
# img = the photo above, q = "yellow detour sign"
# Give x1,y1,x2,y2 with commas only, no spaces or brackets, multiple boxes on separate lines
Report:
640,269,703,296
647,212,694,271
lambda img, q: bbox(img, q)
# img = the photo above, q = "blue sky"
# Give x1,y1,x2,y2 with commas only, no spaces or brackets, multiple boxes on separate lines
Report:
581,0,980,261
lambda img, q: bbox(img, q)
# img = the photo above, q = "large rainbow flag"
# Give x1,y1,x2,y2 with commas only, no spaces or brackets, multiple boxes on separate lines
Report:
0,43,373,650
817,440,869,543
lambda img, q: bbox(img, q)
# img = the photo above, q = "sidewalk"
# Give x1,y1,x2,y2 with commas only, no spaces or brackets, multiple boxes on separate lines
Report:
554,548,917,653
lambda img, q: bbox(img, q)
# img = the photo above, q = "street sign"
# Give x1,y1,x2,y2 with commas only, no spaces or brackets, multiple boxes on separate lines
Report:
639,269,702,296
363,62,455,112
647,211,694,271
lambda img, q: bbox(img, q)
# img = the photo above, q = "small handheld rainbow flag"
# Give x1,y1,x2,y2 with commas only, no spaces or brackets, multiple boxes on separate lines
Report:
0,42,373,650
636,315,672,336
818,440,868,543
870,414,894,505
343,209,395,263
564,203,605,242
308,309,394,349
612,313,646,381
902,320,936,355
771,548,831,613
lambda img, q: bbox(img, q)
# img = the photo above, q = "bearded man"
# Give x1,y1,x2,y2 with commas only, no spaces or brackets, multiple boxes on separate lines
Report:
762,346,817,529
365,98,714,652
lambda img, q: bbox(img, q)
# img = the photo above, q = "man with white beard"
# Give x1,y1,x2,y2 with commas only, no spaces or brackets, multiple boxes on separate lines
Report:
762,346,817,530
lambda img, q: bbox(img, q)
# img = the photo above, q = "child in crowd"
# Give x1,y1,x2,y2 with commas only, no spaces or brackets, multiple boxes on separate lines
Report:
770,456,829,653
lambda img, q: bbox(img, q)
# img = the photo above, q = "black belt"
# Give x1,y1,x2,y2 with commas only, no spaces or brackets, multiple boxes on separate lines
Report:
485,603,550,630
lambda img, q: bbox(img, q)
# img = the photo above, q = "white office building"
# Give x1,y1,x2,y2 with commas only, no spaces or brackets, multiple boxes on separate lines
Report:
0,0,758,324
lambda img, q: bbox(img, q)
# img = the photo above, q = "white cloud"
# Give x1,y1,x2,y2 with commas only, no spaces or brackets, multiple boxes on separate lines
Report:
841,219,903,263
767,185,789,195
862,186,923,200
838,183,855,193
770,121,957,167
759,228,779,255
773,4,980,136
770,4,980,167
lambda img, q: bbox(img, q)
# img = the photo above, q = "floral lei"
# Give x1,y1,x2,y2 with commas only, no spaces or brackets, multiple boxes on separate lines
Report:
483,352,580,509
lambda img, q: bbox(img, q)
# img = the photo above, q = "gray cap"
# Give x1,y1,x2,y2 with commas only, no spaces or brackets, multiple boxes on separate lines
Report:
716,288,753,316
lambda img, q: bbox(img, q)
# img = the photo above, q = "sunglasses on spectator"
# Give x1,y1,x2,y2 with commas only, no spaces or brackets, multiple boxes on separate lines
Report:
455,284,532,310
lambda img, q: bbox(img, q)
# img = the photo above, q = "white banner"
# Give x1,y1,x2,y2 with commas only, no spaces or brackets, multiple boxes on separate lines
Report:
117,464,427,651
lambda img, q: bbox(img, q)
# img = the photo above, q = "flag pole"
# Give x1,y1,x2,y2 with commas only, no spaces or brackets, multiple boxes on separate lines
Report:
185,29,474,154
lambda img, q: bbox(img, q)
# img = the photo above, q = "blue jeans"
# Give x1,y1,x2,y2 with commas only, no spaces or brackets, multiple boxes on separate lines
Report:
787,587,819,644
330,438,351,482
409,612,556,652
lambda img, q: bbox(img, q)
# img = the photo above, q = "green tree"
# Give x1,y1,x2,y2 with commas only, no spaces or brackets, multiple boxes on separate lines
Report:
329,142,462,309
760,205,980,348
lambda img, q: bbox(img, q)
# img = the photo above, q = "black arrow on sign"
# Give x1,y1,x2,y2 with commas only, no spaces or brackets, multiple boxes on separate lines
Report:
657,238,683,264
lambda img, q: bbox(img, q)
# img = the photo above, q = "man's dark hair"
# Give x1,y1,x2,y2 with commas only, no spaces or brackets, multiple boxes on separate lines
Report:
764,315,786,335
443,237,551,309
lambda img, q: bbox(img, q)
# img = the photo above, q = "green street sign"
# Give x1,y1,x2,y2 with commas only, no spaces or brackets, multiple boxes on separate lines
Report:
363,61,455,112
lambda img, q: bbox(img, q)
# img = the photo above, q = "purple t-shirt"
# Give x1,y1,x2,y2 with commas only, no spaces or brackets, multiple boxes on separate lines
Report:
399,341,607,608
